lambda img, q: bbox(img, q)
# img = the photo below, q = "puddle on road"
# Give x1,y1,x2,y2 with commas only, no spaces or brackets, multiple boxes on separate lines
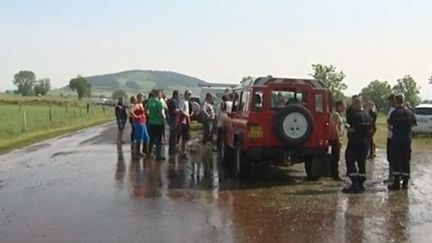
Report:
50,151,81,158
110,143,432,243
24,143,50,153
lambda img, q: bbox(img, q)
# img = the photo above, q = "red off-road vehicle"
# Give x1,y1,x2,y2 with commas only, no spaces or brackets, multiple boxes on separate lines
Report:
220,76,332,178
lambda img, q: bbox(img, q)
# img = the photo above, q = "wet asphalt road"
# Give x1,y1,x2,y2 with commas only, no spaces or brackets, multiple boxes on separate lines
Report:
1,123,432,243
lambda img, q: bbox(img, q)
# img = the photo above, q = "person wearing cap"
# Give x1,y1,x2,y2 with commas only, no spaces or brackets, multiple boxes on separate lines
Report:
343,97,372,194
388,94,417,190
178,90,193,155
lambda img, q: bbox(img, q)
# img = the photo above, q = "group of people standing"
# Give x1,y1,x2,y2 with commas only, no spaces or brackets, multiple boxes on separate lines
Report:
329,94,417,194
115,88,234,161
114,90,190,161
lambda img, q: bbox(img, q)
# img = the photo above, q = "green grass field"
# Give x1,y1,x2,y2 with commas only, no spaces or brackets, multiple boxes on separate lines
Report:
0,102,113,153
369,113,431,149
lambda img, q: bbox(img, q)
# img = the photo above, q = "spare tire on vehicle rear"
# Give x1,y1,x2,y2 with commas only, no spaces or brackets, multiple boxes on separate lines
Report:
274,105,314,145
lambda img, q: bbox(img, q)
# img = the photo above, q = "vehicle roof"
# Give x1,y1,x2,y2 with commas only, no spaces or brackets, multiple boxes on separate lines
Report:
415,104,432,108
235,76,326,90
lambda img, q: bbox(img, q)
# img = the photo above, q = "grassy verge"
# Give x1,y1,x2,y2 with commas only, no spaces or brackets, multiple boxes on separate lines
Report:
373,113,431,149
0,119,112,154
0,102,113,153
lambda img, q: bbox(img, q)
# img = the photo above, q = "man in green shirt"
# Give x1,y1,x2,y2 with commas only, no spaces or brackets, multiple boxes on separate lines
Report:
147,89,166,160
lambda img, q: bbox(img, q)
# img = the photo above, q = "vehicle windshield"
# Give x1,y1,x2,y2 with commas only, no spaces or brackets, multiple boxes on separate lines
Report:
270,91,305,108
415,108,432,115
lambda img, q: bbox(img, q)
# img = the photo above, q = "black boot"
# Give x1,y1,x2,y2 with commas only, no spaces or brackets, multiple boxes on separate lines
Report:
343,176,361,194
358,177,366,192
388,176,401,191
402,178,409,190
135,143,142,157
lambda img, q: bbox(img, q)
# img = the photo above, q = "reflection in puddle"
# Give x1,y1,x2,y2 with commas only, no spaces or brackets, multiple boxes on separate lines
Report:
112,144,431,243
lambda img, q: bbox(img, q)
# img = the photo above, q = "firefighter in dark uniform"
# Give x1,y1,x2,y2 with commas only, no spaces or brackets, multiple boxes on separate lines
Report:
388,94,417,190
344,95,360,176
343,97,372,194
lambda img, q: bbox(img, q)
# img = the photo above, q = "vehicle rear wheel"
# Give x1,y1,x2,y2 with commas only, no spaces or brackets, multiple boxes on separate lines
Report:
234,141,250,178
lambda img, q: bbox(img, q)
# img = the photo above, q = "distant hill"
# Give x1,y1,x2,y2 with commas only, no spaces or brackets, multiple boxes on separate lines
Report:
56,70,210,96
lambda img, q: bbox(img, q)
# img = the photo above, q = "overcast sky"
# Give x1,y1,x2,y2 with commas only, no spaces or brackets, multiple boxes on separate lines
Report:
1,0,431,98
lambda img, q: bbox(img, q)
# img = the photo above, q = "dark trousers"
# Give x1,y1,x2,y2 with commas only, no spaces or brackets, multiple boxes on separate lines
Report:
368,130,376,157
203,120,213,144
390,138,411,180
129,120,135,142
386,138,393,178
345,141,369,185
168,118,177,154
148,124,165,158
329,140,341,177
216,127,224,152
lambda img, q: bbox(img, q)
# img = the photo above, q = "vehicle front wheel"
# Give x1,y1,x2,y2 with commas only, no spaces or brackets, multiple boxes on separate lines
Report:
234,141,250,178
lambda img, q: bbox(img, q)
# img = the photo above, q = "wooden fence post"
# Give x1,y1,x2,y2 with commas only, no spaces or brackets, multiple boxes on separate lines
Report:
22,110,28,131
49,105,52,122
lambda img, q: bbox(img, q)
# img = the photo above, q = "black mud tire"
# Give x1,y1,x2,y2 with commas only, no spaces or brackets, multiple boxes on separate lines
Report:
219,138,231,167
304,155,329,180
234,141,250,178
274,105,314,145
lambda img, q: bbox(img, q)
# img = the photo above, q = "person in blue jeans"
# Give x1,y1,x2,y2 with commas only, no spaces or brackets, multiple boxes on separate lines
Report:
130,93,150,157
128,96,137,144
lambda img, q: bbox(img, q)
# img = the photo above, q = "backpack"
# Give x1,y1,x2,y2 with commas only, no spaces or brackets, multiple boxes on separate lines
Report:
195,109,208,124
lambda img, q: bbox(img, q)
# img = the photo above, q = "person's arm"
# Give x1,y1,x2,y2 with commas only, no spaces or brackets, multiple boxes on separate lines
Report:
202,102,210,117
409,110,417,127
158,100,164,118
181,101,190,117
130,105,139,119
115,106,120,119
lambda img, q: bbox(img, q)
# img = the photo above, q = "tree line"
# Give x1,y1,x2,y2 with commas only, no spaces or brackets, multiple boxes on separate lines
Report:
310,64,429,111
10,71,92,100
11,71,51,96
10,67,431,107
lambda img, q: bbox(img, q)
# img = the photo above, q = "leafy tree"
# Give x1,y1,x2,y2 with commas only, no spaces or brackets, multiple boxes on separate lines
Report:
360,80,392,111
69,75,91,100
310,64,347,101
12,71,36,96
392,75,421,106
34,78,51,96
112,89,128,99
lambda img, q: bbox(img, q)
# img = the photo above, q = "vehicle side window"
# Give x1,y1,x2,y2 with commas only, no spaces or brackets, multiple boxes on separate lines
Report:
241,91,250,113
253,91,264,111
232,92,240,112
315,94,324,112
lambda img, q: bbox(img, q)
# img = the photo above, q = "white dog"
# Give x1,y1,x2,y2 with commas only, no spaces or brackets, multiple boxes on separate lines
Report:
185,138,213,178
